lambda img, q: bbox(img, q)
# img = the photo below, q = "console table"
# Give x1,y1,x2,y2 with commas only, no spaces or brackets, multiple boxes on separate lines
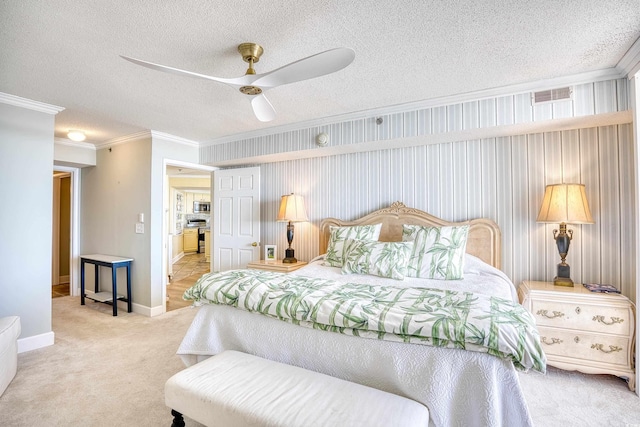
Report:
80,254,133,316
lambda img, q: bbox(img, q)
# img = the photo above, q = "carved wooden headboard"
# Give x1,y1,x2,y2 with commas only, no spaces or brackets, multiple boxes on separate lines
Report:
319,202,502,270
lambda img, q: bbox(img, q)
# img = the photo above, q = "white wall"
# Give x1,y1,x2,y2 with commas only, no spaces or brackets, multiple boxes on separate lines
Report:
149,135,200,308
54,138,96,167
81,136,153,307
80,133,198,313
0,103,55,345
201,78,636,301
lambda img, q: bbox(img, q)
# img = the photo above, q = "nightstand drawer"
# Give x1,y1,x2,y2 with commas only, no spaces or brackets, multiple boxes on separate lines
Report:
538,326,631,367
530,299,631,336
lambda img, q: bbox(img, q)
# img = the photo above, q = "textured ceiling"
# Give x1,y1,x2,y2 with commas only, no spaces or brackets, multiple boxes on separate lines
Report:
1,1,639,146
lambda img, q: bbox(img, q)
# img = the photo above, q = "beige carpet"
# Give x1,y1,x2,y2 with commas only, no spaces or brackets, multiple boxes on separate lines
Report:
0,296,638,426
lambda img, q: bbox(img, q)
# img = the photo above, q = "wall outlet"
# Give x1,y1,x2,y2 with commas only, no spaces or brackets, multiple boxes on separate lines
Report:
135,223,144,234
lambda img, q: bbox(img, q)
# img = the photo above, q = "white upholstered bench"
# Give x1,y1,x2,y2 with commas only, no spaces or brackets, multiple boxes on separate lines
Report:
165,350,430,427
0,316,21,397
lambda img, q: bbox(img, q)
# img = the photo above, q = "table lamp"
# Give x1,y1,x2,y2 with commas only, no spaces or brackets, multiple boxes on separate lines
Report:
277,194,309,263
537,183,594,286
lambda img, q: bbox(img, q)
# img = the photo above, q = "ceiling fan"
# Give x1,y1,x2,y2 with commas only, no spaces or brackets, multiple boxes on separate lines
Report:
121,43,355,122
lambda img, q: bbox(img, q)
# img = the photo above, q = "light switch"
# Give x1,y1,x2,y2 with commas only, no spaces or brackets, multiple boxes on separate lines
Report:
135,223,144,234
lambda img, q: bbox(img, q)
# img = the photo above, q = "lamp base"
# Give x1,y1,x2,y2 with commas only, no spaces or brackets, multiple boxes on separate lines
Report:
282,248,297,264
553,262,573,287
553,276,574,287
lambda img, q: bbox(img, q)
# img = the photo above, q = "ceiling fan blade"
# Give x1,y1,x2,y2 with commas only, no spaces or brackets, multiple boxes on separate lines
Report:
252,47,355,89
251,94,276,122
120,55,254,87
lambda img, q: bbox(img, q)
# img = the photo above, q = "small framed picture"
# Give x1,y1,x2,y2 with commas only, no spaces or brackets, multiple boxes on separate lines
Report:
265,245,277,261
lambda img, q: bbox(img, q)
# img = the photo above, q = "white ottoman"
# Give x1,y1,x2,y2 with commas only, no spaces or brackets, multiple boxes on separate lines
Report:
0,316,21,397
165,350,430,427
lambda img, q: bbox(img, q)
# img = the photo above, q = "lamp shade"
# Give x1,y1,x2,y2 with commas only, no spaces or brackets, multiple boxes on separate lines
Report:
277,194,309,223
537,183,594,224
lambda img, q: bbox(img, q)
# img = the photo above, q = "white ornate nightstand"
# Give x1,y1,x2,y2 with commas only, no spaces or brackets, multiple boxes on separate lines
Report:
247,260,308,273
518,280,635,391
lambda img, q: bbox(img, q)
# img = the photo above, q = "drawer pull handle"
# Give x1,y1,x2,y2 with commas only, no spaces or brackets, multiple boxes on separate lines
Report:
591,343,622,354
575,306,581,314
592,315,624,326
574,336,580,343
537,310,564,319
541,337,563,346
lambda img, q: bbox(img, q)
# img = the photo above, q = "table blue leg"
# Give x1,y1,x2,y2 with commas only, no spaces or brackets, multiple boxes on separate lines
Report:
94,264,99,293
111,265,118,316
126,263,132,313
81,259,86,305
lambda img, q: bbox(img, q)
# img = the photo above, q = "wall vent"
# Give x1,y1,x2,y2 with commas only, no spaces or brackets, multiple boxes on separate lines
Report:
532,87,572,104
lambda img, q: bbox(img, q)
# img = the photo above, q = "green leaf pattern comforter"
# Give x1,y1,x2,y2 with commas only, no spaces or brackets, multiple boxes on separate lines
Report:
184,269,546,372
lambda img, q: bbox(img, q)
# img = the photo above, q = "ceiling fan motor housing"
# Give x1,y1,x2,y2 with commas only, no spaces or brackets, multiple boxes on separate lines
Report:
238,43,264,94
240,85,263,95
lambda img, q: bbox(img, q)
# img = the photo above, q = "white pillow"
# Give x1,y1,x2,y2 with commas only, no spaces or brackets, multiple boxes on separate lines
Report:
402,224,469,280
324,224,382,267
341,240,413,280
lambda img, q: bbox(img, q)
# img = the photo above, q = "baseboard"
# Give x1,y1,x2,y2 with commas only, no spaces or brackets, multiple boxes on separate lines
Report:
59,275,70,284
118,300,165,317
18,331,55,353
148,304,166,317
172,252,184,264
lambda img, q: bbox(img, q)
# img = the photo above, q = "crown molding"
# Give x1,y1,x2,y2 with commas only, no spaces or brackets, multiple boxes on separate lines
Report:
616,36,640,78
0,92,65,115
93,130,201,149
54,137,96,150
150,130,201,147
202,67,625,147
93,130,151,149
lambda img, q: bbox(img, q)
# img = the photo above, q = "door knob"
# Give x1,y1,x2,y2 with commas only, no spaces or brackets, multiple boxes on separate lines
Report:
251,242,258,247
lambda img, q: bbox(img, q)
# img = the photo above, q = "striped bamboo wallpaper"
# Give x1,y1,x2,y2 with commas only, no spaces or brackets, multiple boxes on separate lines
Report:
201,78,636,300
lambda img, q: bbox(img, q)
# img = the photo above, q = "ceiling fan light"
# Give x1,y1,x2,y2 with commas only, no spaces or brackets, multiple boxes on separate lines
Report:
67,130,86,142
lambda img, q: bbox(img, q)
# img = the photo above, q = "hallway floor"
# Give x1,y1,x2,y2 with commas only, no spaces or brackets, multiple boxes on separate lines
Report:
166,252,210,312
52,283,70,298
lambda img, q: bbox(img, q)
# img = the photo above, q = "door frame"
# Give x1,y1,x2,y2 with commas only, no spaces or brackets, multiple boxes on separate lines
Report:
52,165,81,297
162,159,217,313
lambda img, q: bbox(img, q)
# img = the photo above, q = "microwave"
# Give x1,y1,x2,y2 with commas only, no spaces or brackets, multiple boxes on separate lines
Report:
193,201,211,213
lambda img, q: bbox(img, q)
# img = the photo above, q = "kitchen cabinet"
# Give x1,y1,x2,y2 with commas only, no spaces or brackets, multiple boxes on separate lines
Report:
172,189,184,234
183,228,198,253
185,193,194,214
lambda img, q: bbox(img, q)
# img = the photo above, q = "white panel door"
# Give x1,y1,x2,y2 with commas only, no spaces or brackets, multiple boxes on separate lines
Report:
213,167,260,271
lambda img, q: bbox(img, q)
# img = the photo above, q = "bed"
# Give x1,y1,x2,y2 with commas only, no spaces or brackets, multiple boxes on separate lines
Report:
177,202,544,427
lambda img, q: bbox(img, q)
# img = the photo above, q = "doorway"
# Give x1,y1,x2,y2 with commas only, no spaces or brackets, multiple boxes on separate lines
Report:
163,159,216,312
52,166,80,299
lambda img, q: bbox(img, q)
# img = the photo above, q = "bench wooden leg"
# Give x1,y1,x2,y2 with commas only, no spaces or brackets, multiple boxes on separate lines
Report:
170,409,185,427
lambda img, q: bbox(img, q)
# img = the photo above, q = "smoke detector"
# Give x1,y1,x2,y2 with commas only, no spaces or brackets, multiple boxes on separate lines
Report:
316,132,329,146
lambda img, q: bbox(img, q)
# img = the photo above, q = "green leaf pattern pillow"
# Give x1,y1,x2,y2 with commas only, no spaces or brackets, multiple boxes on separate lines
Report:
324,224,382,267
402,224,470,280
341,240,414,280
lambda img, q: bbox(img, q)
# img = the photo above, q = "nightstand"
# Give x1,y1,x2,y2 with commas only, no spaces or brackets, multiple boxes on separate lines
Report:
247,260,308,273
519,280,636,391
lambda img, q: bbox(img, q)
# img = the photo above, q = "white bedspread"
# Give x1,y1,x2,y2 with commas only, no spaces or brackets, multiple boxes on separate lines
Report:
176,255,533,427
294,254,518,302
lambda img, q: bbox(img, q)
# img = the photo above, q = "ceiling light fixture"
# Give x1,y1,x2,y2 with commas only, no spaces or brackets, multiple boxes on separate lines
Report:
67,130,86,142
